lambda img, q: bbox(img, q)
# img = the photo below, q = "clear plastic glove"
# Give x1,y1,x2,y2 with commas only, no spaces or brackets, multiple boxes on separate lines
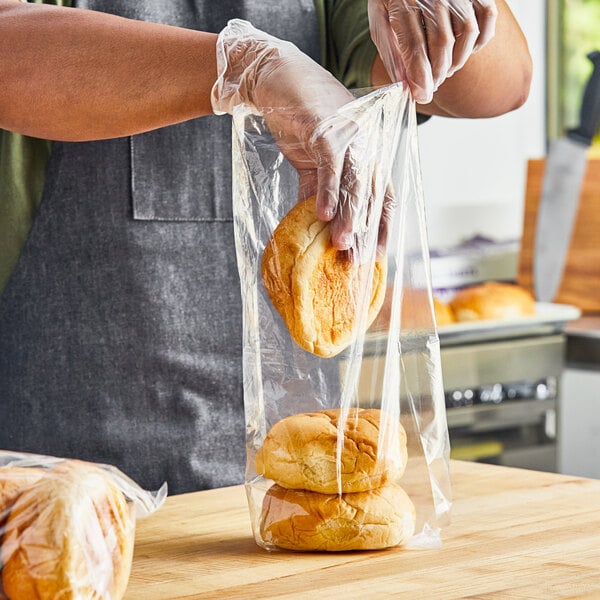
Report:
211,19,389,254
368,0,498,103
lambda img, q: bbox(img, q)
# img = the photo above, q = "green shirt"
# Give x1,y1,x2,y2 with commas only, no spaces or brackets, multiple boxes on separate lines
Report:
0,0,378,295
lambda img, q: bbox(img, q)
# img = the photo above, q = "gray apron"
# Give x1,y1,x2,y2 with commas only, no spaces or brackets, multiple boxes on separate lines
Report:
0,1,319,494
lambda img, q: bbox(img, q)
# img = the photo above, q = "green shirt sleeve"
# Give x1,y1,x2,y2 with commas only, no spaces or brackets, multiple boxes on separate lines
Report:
317,0,431,125
318,0,378,89
0,134,52,294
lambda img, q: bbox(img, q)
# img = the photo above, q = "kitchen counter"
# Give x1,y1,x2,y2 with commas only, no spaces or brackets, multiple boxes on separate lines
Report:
125,461,600,599
565,316,600,370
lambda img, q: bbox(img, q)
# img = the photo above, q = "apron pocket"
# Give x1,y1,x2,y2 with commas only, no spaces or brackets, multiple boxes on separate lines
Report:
130,115,233,222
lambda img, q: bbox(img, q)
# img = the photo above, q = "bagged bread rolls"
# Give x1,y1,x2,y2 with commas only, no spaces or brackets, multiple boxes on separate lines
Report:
450,282,536,322
260,483,416,551
261,196,387,358
255,408,408,494
1,460,135,600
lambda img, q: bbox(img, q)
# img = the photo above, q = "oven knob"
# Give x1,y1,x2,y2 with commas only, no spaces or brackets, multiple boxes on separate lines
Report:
479,383,503,404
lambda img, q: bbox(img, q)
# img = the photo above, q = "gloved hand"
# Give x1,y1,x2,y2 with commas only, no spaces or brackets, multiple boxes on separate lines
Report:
368,0,498,103
211,19,389,254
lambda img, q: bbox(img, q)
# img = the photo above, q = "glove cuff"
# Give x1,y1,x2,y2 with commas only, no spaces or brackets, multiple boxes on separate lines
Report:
211,19,287,115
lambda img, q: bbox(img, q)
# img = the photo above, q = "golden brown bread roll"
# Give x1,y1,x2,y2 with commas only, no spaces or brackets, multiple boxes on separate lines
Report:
261,196,387,358
0,466,46,598
0,467,45,525
433,297,455,326
255,408,408,494
260,483,416,551
450,281,536,322
1,460,135,600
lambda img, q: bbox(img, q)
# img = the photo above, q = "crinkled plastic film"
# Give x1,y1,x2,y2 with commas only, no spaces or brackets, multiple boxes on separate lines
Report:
0,451,166,599
232,84,451,552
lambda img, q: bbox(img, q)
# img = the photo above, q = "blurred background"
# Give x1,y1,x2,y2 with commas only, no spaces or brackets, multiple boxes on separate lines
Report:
419,0,599,247
414,0,600,480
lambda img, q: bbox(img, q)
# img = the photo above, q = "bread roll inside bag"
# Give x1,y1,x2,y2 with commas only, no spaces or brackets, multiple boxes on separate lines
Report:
232,83,451,551
0,452,166,599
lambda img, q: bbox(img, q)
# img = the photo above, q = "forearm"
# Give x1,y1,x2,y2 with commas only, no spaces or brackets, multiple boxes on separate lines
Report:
371,0,532,118
0,2,217,140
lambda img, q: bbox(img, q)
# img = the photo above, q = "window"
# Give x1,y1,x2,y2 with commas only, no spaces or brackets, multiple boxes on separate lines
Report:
548,0,600,155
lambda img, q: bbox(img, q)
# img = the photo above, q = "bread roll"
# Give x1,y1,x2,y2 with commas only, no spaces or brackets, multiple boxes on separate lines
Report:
260,483,415,551
450,282,536,322
255,408,408,494
433,297,455,326
0,466,46,596
261,196,387,358
0,467,45,525
1,460,135,600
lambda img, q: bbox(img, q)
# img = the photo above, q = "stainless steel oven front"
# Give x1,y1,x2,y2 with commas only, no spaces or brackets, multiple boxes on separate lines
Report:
441,334,564,472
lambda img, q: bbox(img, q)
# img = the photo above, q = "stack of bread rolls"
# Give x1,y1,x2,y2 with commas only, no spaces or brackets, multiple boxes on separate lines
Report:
255,408,415,551
0,460,135,600
261,196,387,357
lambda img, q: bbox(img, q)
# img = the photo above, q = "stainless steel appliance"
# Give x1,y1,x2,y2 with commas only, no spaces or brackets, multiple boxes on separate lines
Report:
559,316,600,479
441,334,563,472
355,303,579,473
434,303,580,472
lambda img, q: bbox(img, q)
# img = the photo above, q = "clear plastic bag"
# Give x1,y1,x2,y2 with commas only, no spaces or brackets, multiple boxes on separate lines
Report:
0,451,166,599
233,83,451,551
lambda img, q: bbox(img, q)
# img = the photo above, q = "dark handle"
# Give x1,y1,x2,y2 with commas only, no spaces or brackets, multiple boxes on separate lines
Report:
568,50,600,146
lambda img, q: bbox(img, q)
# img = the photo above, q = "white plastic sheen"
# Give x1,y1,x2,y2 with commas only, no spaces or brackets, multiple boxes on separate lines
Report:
0,451,166,518
232,83,451,550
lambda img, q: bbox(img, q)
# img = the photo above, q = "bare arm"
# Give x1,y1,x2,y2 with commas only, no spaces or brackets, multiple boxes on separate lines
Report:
371,0,532,118
0,1,217,140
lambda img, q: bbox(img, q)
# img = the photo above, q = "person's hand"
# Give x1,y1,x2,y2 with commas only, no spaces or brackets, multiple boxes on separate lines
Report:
368,0,498,103
211,19,389,254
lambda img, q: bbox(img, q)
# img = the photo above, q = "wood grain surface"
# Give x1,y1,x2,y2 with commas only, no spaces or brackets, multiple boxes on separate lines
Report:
125,461,600,599
518,158,600,312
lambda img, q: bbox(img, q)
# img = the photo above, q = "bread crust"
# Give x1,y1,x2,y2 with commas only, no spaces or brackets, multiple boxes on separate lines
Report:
433,297,455,326
1,460,135,600
0,467,45,525
450,282,536,322
255,408,408,494
0,466,46,598
260,483,416,551
261,196,387,357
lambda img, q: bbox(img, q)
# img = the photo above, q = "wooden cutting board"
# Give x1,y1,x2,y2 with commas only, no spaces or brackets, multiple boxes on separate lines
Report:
124,461,600,599
518,158,600,312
